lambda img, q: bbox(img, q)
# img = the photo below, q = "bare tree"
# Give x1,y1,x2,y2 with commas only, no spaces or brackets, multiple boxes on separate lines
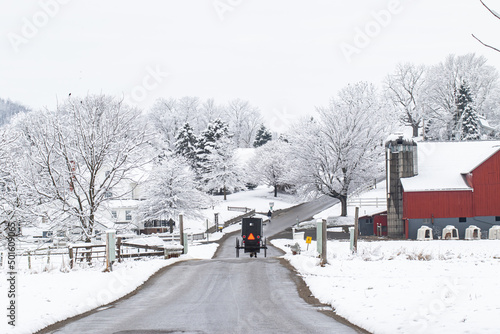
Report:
18,95,151,242
137,156,209,222
224,99,263,148
385,63,428,137
290,82,389,216
248,139,293,197
473,1,500,53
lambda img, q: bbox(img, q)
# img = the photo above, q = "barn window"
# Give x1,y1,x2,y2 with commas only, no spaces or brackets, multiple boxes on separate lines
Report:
496,216,500,222
459,217,467,223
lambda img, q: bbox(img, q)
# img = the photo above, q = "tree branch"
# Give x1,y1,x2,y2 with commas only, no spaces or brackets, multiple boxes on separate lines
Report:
472,34,500,53
480,0,500,20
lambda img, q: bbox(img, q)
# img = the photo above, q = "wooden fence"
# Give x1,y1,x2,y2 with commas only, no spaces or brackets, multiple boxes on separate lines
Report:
206,209,256,233
116,238,183,262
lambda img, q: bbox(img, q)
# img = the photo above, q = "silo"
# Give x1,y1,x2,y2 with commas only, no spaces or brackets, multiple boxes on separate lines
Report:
386,134,418,237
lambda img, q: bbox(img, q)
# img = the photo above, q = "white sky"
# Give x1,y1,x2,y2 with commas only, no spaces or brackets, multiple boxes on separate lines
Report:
1,0,500,127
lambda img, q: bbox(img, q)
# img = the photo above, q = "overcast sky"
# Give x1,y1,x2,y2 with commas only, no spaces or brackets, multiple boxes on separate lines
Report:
1,0,500,129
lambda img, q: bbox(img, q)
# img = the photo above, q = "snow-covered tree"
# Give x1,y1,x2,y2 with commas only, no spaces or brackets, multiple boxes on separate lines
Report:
385,63,429,137
137,156,209,222
174,123,198,167
196,118,230,161
224,99,262,148
0,98,29,126
461,106,481,140
17,95,151,242
199,98,224,130
0,127,30,240
148,97,202,150
289,82,389,216
425,54,498,140
204,136,245,200
248,139,292,197
456,82,481,140
253,124,272,148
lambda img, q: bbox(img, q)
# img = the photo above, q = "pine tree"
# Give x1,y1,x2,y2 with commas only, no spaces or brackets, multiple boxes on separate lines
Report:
197,119,230,155
461,105,481,140
195,119,230,176
253,124,272,147
174,123,198,166
455,81,480,140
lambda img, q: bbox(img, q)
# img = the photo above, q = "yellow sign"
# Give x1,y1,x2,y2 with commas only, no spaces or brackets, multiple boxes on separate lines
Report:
306,236,312,244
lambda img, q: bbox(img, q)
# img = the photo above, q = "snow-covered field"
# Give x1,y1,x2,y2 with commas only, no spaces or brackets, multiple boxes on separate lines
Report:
0,243,218,334
273,238,500,334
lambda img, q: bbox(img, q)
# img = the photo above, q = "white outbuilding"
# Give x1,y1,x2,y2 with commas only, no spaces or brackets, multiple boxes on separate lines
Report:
489,226,500,240
465,225,481,240
442,225,459,240
417,226,433,241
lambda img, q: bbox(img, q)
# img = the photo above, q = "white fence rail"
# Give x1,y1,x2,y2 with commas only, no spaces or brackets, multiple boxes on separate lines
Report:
347,197,385,208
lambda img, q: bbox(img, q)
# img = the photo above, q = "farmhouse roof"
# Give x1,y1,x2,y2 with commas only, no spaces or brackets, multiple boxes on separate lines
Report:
401,141,500,192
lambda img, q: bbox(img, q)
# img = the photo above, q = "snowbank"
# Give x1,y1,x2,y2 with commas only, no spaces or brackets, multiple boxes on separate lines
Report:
273,239,500,334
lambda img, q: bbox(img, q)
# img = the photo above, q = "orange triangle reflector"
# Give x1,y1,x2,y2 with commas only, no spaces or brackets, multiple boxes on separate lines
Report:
248,233,256,240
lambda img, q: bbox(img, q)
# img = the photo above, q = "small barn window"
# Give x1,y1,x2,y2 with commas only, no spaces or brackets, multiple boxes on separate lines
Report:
459,217,467,223
496,216,500,222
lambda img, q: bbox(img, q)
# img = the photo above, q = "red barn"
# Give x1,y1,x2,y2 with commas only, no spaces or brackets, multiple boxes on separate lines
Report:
398,141,500,239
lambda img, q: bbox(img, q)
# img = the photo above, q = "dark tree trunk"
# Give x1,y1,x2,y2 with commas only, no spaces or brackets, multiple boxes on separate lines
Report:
412,124,419,137
339,195,348,217
274,185,278,197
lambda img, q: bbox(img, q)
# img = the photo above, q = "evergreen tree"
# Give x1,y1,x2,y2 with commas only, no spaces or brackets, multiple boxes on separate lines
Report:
455,81,481,140
461,105,481,140
174,123,198,166
196,119,229,157
253,124,272,147
195,119,230,175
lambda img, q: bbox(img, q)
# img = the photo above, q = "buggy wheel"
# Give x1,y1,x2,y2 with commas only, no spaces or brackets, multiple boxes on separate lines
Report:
236,238,239,258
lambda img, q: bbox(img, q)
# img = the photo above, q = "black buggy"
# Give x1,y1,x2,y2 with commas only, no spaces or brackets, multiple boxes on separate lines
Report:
235,217,267,258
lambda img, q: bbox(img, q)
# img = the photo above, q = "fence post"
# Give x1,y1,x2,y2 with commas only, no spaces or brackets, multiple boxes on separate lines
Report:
105,230,116,272
69,247,74,269
116,237,122,263
183,234,188,254
353,207,359,253
206,219,209,242
321,219,327,266
316,219,327,266
28,251,32,270
179,213,184,249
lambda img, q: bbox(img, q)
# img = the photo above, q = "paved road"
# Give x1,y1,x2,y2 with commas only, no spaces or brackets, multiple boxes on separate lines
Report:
42,196,363,334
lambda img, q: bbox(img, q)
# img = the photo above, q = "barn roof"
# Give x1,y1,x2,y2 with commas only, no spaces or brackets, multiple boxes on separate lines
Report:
401,141,500,192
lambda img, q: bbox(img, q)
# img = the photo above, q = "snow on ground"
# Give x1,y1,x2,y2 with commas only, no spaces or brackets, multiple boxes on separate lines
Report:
273,238,500,334
0,243,218,334
184,185,300,233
